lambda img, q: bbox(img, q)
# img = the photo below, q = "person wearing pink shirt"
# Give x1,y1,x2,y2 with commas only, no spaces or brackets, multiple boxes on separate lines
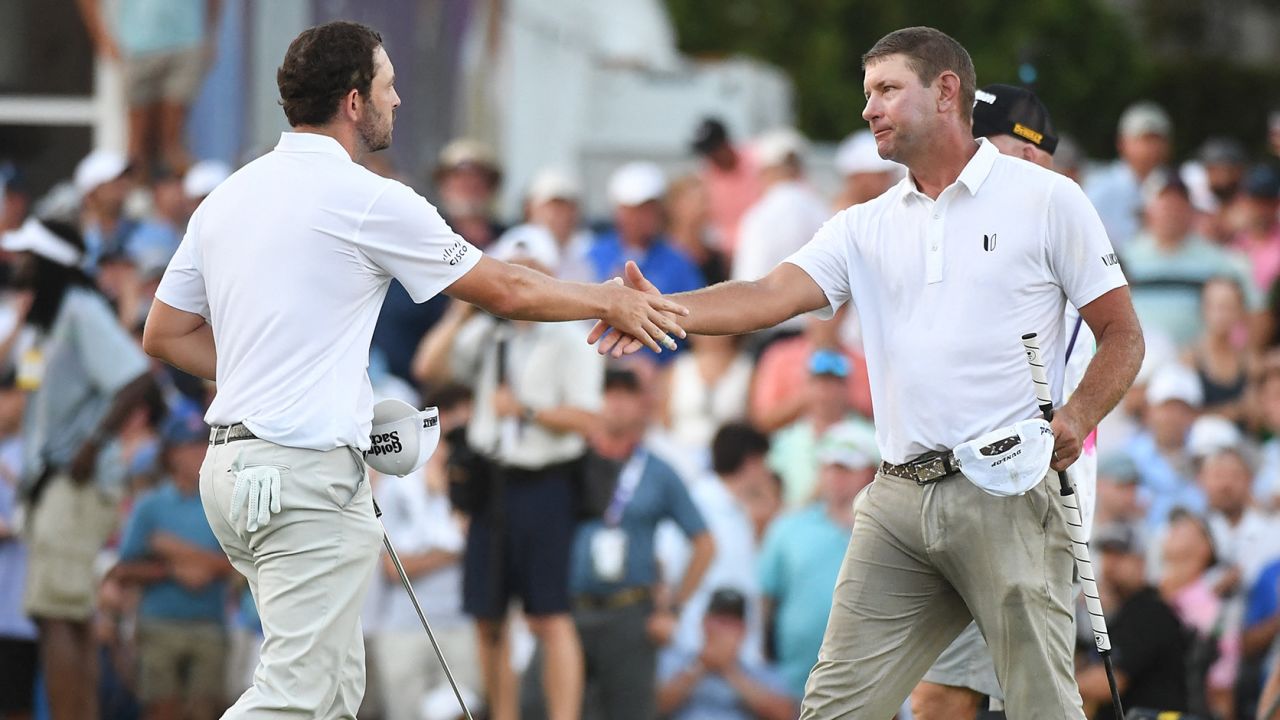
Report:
1231,165,1280,295
690,118,762,257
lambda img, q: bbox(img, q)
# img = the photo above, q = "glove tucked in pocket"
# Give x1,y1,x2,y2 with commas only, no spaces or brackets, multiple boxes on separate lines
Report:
229,465,284,532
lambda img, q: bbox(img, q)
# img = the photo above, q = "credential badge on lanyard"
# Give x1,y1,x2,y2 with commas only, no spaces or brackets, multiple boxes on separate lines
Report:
592,448,648,583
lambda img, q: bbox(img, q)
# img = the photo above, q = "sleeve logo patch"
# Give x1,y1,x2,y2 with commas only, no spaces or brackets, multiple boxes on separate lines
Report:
1101,253,1119,267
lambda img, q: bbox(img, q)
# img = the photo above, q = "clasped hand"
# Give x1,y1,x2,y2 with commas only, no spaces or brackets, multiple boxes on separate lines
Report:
589,262,682,357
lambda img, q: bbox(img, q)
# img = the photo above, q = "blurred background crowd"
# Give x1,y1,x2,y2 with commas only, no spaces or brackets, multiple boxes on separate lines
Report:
4,1,1280,720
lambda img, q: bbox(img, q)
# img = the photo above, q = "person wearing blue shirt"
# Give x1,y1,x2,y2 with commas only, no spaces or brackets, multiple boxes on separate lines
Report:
758,426,877,698
1245,559,1280,686
114,404,233,720
559,368,715,720
657,587,796,720
588,162,705,363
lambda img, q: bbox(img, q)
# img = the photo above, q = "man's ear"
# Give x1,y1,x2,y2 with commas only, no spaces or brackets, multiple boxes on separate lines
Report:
1021,143,1039,163
340,88,361,122
935,71,962,116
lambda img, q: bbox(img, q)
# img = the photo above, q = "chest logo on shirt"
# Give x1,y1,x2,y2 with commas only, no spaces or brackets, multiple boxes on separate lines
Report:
982,233,997,252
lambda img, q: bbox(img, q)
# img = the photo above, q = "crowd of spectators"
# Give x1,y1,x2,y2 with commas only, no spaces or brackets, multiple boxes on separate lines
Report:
3,81,1280,720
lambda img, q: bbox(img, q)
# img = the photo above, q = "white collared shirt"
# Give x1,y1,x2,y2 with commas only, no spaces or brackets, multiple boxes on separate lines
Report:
156,132,482,451
785,139,1126,464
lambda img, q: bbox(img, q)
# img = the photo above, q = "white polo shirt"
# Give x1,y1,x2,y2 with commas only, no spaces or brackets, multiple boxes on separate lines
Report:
156,132,482,451
785,139,1126,464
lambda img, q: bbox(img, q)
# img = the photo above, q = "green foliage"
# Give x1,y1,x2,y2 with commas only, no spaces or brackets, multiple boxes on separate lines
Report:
666,0,1280,159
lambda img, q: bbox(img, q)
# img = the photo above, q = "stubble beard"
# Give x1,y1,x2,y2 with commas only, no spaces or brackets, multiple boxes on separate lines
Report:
357,104,393,154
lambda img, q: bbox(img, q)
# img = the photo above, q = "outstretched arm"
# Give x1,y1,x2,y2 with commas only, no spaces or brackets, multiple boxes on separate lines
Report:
445,257,688,353
588,262,829,357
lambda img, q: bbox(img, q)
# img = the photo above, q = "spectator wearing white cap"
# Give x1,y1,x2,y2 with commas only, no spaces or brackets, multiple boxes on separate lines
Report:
433,138,505,251
75,149,140,270
1192,424,1280,592
495,167,594,283
588,162,705,362
1085,101,1174,249
1,217,154,720
758,420,877,699
1127,363,1207,530
832,130,904,210
731,129,832,300
689,118,762,257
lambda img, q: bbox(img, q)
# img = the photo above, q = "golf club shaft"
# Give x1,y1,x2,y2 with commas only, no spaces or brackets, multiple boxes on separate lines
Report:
374,499,476,720
1021,332,1124,720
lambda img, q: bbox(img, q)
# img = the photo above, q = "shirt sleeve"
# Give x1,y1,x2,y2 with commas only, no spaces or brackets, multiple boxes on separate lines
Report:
71,294,149,394
355,182,483,303
117,495,156,561
154,222,210,319
1046,177,1128,309
782,211,854,320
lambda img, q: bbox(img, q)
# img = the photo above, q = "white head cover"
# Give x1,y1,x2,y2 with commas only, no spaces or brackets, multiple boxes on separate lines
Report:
953,419,1055,497
365,398,441,477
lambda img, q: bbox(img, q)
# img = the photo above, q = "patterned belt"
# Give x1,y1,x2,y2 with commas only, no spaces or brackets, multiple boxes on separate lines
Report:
879,450,960,485
573,587,651,612
208,423,258,446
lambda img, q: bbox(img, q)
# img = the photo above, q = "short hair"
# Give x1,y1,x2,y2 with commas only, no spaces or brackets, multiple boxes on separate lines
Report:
711,422,770,476
863,27,976,122
277,21,384,127
603,367,643,394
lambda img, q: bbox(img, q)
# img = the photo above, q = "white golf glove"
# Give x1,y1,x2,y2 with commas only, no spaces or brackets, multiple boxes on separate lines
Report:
230,465,282,532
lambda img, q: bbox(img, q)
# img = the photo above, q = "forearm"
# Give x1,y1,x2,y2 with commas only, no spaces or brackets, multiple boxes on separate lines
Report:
411,310,467,385
111,560,169,585
1076,665,1126,702
670,281,800,336
674,534,715,607
75,0,112,45
91,374,155,442
656,663,704,713
1060,323,1143,431
151,534,232,574
146,322,217,380
1261,661,1280,720
723,667,797,720
1243,617,1280,657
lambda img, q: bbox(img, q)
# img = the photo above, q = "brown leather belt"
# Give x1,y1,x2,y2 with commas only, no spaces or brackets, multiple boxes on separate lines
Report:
208,423,257,446
879,450,960,485
573,587,651,612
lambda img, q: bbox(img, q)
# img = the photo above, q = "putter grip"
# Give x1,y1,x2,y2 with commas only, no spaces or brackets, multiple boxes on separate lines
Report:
1020,332,1055,410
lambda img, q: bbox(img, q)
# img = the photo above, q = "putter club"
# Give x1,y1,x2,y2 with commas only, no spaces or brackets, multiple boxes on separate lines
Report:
372,498,476,720
1021,332,1125,720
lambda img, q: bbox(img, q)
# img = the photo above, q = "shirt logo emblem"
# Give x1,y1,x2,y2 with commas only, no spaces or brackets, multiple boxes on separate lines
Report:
983,233,997,252
1102,252,1119,267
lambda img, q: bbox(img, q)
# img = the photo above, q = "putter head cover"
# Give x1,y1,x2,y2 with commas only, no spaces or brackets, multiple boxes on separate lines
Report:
953,418,1055,497
365,398,441,477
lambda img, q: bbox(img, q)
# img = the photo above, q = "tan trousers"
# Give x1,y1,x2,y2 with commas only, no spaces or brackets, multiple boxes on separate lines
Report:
800,471,1085,719
200,439,383,719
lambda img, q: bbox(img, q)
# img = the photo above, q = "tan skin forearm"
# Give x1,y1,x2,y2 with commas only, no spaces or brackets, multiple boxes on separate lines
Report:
668,272,824,336
673,533,715,608
722,666,798,720
110,559,170,585
1243,615,1280,658
1059,288,1145,432
656,660,706,714
410,304,470,385
143,300,218,380
150,533,233,575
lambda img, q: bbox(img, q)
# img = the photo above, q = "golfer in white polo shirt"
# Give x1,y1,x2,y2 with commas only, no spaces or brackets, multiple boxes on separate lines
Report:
142,21,687,720
591,26,1144,718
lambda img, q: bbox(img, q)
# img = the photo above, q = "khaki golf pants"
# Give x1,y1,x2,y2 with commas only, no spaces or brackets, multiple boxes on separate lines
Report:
800,471,1086,719
200,438,383,719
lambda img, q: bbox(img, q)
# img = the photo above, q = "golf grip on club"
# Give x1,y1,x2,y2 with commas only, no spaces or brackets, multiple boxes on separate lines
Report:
372,498,476,720
1021,332,1125,720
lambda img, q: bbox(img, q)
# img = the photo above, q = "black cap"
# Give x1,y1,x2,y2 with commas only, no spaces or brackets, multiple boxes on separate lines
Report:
1197,137,1247,167
691,118,730,155
971,84,1058,155
706,587,747,619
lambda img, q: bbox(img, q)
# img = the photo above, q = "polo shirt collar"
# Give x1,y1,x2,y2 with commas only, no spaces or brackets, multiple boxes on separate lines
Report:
275,131,353,160
897,138,999,204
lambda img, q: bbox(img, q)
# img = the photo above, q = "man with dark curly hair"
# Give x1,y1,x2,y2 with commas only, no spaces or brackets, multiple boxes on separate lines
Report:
143,20,687,719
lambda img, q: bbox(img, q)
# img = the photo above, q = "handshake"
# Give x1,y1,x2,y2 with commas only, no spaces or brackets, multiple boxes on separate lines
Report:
590,261,689,357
